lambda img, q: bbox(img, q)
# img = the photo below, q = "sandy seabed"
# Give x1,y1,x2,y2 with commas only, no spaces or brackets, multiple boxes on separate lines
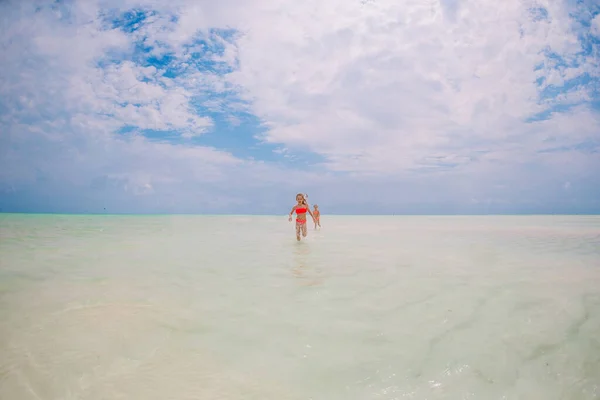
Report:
1,214,599,399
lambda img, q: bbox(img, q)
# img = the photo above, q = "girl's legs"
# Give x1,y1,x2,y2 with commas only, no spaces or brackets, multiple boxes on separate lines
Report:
296,220,308,240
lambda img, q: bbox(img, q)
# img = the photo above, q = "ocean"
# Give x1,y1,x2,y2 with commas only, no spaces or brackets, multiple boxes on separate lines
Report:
0,214,599,399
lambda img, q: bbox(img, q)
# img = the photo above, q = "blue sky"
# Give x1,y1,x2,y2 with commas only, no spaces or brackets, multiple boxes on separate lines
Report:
0,0,599,214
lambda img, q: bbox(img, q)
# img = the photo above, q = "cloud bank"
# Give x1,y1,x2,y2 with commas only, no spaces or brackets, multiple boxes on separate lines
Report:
1,0,599,214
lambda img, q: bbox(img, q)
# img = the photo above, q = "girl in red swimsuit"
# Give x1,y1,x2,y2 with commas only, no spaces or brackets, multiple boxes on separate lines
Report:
288,193,315,241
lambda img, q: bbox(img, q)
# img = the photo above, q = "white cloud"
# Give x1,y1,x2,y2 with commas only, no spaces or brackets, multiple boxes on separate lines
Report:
0,0,598,213
1,1,217,137
591,14,600,37
0,0,295,212
210,0,598,173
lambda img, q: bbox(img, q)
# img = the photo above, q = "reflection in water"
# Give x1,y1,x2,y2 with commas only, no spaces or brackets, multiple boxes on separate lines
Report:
291,243,323,286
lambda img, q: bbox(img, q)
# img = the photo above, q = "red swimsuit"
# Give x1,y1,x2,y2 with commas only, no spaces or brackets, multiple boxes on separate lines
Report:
295,207,307,223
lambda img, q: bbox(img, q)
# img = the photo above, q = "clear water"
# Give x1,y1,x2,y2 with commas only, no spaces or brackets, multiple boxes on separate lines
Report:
1,214,599,399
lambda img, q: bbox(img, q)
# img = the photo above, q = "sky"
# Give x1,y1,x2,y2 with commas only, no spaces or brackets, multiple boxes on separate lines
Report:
0,0,599,215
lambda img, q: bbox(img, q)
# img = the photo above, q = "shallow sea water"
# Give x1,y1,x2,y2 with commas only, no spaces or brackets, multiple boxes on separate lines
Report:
0,214,599,399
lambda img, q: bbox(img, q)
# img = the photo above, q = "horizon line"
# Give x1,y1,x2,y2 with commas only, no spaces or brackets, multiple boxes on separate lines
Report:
1,212,599,217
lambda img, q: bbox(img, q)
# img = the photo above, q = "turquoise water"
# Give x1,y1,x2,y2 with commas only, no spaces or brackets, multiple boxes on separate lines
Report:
1,214,599,399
